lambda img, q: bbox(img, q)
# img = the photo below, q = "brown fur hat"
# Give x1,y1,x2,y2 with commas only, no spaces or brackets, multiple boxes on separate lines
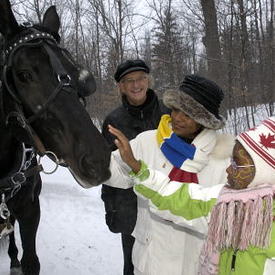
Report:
163,75,225,129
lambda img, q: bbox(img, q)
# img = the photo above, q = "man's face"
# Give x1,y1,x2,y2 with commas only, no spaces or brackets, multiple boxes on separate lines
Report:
118,71,149,106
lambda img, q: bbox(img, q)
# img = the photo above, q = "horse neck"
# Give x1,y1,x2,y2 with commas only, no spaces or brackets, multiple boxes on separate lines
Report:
0,123,20,177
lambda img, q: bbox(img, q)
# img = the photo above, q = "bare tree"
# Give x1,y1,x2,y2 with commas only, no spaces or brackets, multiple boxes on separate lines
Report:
267,0,274,115
200,0,222,85
5,0,274,129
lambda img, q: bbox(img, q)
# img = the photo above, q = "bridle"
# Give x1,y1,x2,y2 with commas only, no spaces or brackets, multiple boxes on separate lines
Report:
3,26,82,123
1,25,90,163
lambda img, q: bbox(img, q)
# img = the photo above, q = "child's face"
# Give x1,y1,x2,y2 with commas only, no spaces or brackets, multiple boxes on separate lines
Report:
226,141,256,189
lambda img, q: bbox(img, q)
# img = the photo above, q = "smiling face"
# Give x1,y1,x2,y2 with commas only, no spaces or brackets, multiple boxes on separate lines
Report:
226,141,256,189
171,109,202,139
118,71,149,106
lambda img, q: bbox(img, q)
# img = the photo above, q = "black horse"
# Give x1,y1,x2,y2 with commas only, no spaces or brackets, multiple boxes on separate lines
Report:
0,1,111,274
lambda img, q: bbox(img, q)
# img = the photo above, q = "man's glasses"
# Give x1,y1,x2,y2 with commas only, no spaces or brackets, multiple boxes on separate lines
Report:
121,76,148,86
230,158,255,170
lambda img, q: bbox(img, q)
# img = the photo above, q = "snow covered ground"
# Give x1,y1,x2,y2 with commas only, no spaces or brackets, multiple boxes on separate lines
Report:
0,157,123,275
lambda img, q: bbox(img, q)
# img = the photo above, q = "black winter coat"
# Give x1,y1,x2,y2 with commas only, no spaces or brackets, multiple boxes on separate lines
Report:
101,89,169,234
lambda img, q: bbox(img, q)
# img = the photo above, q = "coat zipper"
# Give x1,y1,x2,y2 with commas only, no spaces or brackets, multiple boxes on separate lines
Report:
231,249,238,272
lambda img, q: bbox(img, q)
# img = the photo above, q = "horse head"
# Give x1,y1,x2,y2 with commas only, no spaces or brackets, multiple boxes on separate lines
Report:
0,1,111,188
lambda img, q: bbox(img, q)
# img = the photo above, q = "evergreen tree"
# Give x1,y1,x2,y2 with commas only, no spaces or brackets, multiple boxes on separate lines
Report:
151,5,186,92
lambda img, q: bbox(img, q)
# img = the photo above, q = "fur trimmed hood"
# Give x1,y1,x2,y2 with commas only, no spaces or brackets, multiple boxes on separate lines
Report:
210,133,235,160
163,89,225,130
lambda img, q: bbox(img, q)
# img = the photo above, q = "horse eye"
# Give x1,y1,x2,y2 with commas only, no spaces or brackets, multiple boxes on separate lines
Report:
17,71,33,83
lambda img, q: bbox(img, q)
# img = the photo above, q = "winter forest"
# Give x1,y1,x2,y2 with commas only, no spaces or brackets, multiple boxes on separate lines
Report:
0,0,274,133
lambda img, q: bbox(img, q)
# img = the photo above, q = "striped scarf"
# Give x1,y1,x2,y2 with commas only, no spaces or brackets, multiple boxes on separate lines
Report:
199,184,275,275
156,114,217,183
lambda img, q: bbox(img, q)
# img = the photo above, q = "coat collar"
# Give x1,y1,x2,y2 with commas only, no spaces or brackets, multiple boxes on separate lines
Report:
122,89,158,119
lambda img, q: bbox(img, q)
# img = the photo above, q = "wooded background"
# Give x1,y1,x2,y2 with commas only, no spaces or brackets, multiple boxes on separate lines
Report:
1,0,274,134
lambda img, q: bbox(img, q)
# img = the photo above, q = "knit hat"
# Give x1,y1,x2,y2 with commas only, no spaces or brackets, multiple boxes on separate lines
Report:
163,75,225,129
114,59,150,82
237,116,275,187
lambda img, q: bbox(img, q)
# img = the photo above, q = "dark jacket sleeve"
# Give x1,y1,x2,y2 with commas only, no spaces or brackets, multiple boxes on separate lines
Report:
101,116,137,234
102,116,117,151
101,185,137,234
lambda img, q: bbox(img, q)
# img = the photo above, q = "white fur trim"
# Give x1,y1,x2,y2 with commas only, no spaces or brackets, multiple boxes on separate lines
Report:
210,134,235,160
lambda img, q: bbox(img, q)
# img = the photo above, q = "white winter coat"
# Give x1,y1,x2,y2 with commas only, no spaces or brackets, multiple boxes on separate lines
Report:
105,129,234,275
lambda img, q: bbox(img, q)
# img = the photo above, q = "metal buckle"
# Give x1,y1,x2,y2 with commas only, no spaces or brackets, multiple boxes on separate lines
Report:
10,172,26,185
22,22,33,28
57,74,71,86
0,194,10,219
6,112,26,128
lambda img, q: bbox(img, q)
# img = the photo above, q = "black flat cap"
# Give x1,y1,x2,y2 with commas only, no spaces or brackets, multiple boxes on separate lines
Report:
114,59,150,82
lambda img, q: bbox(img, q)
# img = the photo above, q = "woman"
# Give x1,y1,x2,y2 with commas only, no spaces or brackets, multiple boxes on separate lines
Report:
105,75,234,275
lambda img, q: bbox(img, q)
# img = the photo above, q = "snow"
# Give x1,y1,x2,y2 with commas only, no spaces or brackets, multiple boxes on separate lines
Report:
0,157,123,275
224,104,273,134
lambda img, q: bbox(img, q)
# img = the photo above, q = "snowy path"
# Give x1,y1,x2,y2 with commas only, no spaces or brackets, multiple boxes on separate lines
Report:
0,159,123,275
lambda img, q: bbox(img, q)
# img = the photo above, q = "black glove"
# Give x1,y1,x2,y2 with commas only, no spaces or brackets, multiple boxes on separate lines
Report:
101,185,137,234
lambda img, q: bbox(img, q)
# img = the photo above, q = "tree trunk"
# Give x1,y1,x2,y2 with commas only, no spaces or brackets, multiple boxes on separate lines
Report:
268,0,275,115
200,0,222,85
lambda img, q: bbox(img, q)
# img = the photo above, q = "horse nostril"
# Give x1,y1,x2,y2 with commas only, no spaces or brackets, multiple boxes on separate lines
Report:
79,154,111,182
80,155,96,174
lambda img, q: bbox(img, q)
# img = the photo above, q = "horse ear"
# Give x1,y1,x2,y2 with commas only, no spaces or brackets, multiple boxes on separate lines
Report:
42,6,60,34
0,0,20,39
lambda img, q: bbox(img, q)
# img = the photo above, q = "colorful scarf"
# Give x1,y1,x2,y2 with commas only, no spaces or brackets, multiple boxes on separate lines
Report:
156,114,217,182
199,184,275,275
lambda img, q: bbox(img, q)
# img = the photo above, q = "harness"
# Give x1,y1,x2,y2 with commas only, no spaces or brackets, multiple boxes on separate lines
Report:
0,143,42,202
0,143,43,238
0,25,95,231
0,26,81,233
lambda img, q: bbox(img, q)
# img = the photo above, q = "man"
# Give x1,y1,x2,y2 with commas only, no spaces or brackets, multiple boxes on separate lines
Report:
101,59,169,275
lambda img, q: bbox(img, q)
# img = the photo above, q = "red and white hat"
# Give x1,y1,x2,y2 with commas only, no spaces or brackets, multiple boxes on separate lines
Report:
237,116,275,187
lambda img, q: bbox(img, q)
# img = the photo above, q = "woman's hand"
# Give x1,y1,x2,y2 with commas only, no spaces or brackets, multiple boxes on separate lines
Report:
108,125,141,173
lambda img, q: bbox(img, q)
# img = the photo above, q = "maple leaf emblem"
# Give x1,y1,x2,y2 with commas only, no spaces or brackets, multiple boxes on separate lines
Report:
259,133,275,149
